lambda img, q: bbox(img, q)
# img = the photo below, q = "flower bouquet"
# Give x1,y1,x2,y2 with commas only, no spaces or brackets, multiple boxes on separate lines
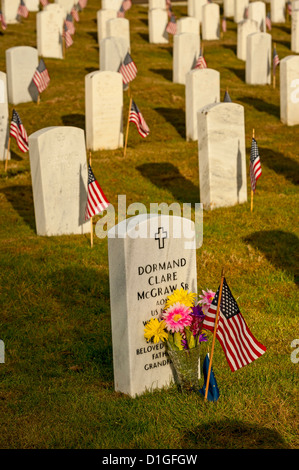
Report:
144,288,215,392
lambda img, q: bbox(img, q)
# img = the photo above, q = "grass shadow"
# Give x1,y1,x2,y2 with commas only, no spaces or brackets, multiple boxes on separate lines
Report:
239,96,280,118
149,68,172,82
183,418,290,449
243,230,299,284
137,162,199,204
87,31,98,43
1,184,36,231
154,107,185,139
258,147,299,185
85,67,99,74
227,67,245,82
11,150,22,161
138,32,149,42
61,114,85,130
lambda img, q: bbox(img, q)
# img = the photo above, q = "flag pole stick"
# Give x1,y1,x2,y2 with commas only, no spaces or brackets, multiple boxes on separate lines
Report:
89,150,93,248
251,128,255,212
4,137,11,172
37,95,40,105
124,86,132,157
204,268,225,402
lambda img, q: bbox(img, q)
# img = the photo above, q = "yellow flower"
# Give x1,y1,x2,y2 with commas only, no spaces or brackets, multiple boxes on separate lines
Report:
165,288,196,309
144,318,168,344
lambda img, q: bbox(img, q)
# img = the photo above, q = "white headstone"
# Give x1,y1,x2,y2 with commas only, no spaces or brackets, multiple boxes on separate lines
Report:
0,72,10,162
173,33,200,85
106,17,130,53
202,3,220,40
24,0,39,11
100,36,128,72
177,17,200,35
280,55,299,126
107,213,198,397
224,0,235,18
246,32,272,85
37,10,64,60
270,0,286,23
101,0,123,11
85,71,123,151
54,0,76,15
149,0,166,9
148,8,168,44
185,68,220,141
291,10,299,53
6,46,39,105
248,1,266,32
97,9,117,43
197,102,247,210
188,0,207,23
234,0,249,23
237,19,259,61
28,126,90,236
1,0,19,24
294,0,299,11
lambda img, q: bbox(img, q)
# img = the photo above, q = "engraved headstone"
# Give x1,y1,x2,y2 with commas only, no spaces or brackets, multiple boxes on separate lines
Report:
24,0,39,11
234,0,249,23
102,0,123,10
248,1,266,32
54,0,76,15
100,36,128,72
237,19,259,61
85,70,123,151
37,9,64,60
0,72,10,162
280,55,299,126
202,3,220,40
188,0,207,23
6,46,39,105
223,0,235,18
291,10,299,53
246,32,272,85
148,8,168,44
28,126,90,236
177,17,200,35
185,68,220,141
1,0,19,24
270,0,286,23
106,17,130,53
149,0,166,8
173,33,200,85
197,102,247,210
107,213,197,397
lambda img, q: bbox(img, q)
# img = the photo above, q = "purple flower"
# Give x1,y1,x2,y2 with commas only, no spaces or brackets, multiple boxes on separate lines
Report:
198,333,208,343
191,304,205,320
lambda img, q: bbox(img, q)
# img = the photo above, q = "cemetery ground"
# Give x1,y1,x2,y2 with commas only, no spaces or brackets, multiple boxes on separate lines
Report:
0,1,298,450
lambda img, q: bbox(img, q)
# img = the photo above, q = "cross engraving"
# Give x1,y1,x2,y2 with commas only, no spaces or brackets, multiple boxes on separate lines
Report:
155,227,168,249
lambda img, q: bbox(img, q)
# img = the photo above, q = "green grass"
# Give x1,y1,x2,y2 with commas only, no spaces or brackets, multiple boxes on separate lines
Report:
0,1,298,449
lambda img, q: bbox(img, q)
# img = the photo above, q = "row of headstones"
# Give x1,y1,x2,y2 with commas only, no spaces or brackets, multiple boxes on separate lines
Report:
1,0,78,23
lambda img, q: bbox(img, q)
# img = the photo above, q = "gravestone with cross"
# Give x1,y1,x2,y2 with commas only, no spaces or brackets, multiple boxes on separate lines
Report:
108,213,198,397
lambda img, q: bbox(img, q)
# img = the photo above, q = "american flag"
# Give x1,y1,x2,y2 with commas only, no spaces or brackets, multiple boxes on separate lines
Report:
194,48,207,69
65,13,75,35
166,14,177,35
118,52,137,85
0,10,7,31
129,100,150,138
122,0,132,11
78,0,88,9
85,165,110,220
63,22,73,48
18,0,29,18
32,58,50,94
273,45,280,74
250,137,262,192
222,16,227,33
117,5,125,18
203,278,266,372
266,12,272,31
71,6,80,22
40,0,49,6
166,0,173,17
10,109,29,153
287,1,292,16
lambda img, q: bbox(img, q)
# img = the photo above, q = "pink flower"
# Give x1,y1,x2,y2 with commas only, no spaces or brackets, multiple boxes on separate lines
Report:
162,302,193,333
198,289,215,313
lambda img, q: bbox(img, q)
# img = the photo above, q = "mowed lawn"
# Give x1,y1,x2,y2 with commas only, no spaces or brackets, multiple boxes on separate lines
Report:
0,1,298,449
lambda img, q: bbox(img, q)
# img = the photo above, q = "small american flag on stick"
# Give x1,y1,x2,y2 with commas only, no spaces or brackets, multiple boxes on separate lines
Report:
63,22,73,48
266,12,272,31
71,6,80,22
129,100,150,138
18,0,29,19
203,278,266,372
10,109,29,153
166,14,177,35
122,0,132,11
0,10,7,30
250,137,262,193
32,58,50,94
222,16,227,33
78,0,88,9
85,165,110,220
194,48,207,69
40,0,49,6
117,5,125,18
65,14,75,35
118,52,137,85
273,45,280,73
